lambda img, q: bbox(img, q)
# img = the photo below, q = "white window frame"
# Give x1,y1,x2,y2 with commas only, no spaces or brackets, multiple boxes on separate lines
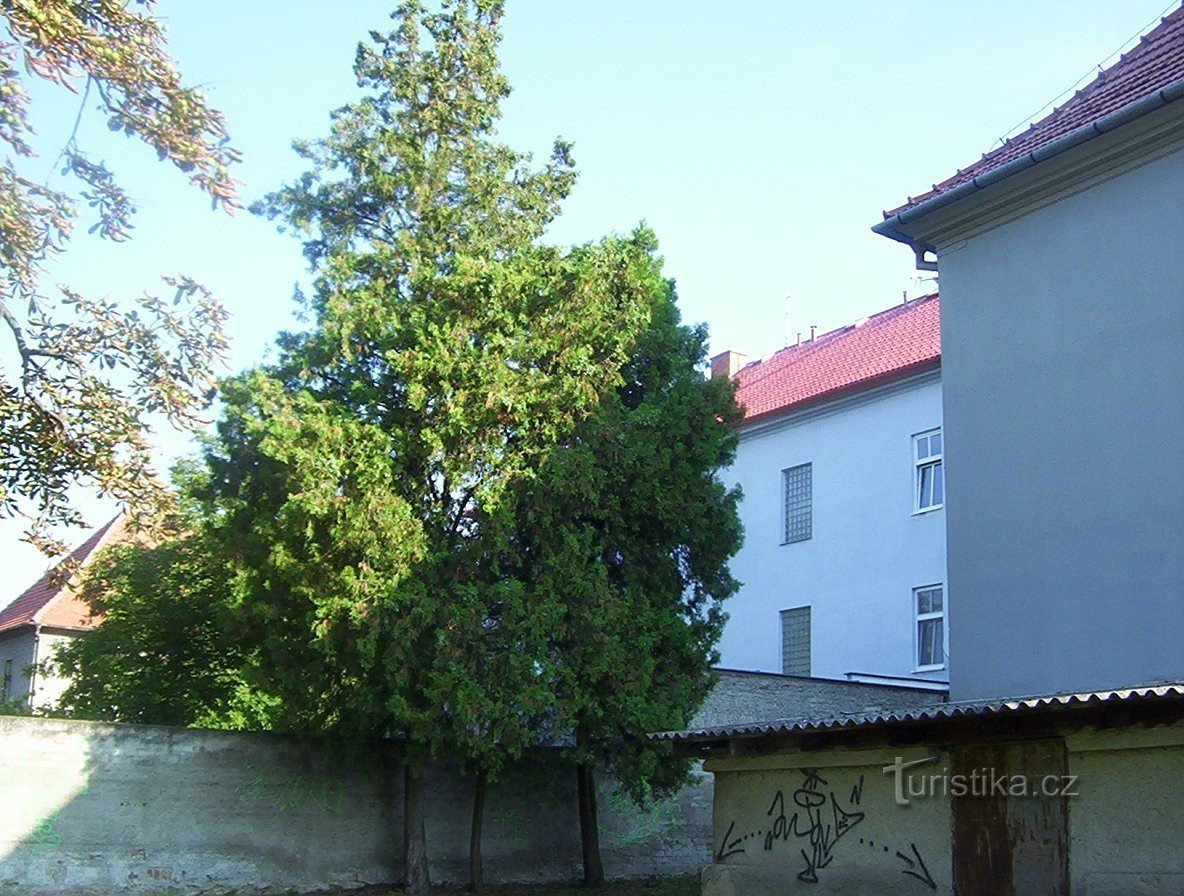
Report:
913,428,943,513
913,584,946,671
780,462,812,545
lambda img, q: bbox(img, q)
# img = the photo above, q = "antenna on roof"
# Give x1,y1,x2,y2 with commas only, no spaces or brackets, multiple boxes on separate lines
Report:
809,325,817,342
783,293,792,347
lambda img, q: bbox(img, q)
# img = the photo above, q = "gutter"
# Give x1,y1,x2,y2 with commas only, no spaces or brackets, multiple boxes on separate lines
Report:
873,75,1184,260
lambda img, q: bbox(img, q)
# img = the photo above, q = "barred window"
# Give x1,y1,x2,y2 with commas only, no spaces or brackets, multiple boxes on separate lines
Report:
782,463,812,544
781,606,811,676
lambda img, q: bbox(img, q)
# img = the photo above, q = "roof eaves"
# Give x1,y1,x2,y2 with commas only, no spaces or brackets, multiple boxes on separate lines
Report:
659,682,1184,743
874,75,1184,247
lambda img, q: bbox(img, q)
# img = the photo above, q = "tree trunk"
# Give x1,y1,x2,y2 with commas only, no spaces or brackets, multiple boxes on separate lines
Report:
577,762,604,887
404,761,431,895
469,766,487,892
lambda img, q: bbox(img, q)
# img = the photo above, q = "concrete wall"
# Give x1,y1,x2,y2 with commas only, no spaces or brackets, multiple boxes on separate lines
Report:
936,141,1184,700
700,721,1184,896
1065,727,1184,895
691,669,943,730
718,372,947,683
0,716,711,894
702,747,953,895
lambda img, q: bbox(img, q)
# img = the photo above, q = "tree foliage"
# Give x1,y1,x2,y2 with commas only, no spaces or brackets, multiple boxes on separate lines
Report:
50,524,276,729
204,1,662,889
499,289,743,881
0,0,239,553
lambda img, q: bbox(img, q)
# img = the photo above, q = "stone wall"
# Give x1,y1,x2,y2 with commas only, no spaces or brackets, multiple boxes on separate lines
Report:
690,669,943,730
0,716,710,894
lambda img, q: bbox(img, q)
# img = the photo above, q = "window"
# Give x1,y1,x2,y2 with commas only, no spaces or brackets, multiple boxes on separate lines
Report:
781,607,811,676
914,428,943,512
1,659,10,702
782,463,812,543
914,585,945,669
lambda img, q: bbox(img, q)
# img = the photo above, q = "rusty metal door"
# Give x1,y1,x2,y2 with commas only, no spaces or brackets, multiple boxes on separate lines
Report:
950,738,1069,896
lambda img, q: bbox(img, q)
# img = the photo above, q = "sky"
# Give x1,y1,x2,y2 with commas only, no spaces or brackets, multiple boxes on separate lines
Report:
2,0,1176,586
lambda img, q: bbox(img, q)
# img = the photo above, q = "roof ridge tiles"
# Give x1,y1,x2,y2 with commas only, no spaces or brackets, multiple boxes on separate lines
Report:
732,293,940,424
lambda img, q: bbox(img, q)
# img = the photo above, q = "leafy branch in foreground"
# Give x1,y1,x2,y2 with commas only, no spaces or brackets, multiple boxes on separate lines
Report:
0,1,240,553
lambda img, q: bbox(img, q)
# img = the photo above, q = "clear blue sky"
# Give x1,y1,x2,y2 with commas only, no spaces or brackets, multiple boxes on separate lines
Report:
2,0,1175,585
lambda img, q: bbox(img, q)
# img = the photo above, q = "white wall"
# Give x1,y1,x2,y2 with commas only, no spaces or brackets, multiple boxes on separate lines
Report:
936,138,1184,700
717,372,947,683
29,631,78,712
0,630,35,704
0,629,78,710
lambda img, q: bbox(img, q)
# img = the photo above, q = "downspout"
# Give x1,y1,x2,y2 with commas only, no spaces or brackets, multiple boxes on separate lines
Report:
28,623,40,709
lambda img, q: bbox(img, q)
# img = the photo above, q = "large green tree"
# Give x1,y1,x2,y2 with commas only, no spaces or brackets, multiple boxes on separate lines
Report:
500,284,743,884
0,1,237,553
203,2,658,890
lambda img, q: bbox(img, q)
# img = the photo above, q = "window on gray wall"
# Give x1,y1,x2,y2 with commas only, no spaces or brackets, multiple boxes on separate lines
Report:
782,463,812,544
781,606,811,676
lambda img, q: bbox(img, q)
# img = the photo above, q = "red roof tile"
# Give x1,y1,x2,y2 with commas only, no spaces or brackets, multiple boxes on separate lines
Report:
886,5,1184,217
733,294,940,424
0,516,127,634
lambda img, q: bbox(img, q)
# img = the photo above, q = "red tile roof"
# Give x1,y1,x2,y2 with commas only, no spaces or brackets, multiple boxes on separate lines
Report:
0,516,127,634
733,293,940,424
886,5,1184,217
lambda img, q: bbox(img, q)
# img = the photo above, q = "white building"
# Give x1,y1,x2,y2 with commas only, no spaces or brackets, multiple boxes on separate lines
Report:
712,293,947,685
0,516,124,710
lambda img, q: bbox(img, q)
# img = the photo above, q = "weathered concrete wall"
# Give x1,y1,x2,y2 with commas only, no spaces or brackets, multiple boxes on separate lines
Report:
691,669,943,730
703,747,953,895
699,722,1184,895
0,716,711,894
1066,727,1184,896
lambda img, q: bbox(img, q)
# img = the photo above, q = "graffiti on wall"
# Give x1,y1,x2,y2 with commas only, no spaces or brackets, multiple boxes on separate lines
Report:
715,768,936,890
233,763,344,814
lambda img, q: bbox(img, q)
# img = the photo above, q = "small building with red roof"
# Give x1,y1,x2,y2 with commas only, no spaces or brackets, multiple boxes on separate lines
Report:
710,292,947,689
0,516,127,709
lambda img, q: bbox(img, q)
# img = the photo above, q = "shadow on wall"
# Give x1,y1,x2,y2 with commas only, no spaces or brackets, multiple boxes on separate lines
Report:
0,716,713,893
0,715,400,893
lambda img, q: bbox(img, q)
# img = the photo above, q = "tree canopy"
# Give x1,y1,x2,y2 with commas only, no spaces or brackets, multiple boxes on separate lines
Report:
204,1,663,889
0,0,238,553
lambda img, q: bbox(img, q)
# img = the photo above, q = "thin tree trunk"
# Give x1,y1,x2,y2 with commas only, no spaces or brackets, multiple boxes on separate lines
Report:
577,762,604,886
469,766,487,892
404,761,431,895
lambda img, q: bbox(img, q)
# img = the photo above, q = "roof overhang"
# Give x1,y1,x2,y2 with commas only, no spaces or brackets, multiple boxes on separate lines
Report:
873,76,1184,254
662,683,1184,757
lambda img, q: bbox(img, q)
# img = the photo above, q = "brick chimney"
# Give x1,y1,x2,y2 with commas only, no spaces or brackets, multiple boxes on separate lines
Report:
710,350,748,380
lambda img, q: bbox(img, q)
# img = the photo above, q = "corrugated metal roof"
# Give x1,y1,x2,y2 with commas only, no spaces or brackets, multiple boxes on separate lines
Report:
658,682,1184,743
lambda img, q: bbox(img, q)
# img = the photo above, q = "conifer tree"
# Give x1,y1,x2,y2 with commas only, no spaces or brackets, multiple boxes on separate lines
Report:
205,2,659,889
